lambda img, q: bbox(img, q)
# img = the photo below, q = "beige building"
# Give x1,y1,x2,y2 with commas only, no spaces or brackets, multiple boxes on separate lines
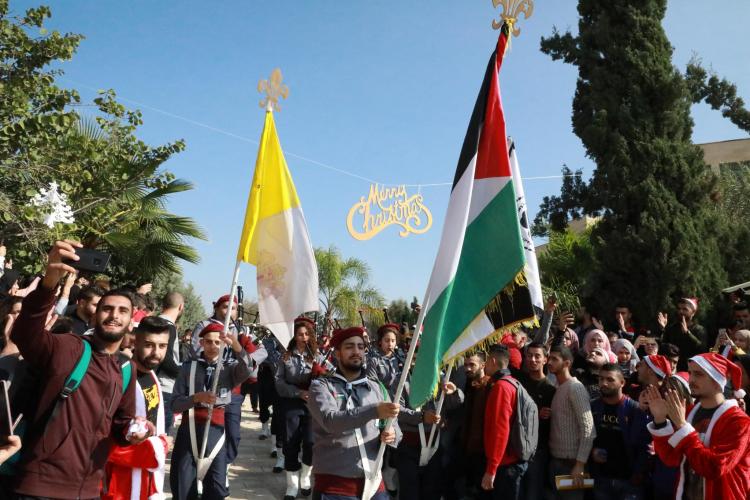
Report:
698,137,750,169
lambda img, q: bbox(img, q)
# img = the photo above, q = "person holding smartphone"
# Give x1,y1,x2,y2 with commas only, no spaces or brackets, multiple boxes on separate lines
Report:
9,240,145,499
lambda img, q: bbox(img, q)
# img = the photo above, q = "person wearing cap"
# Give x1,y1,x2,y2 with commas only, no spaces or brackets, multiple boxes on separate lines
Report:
308,326,402,500
366,323,405,396
644,352,750,499
635,354,692,499
191,294,239,352
657,298,707,371
275,316,327,499
190,294,249,470
169,322,252,500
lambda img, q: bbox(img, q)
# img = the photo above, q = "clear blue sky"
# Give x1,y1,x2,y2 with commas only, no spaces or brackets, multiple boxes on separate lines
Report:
19,1,750,313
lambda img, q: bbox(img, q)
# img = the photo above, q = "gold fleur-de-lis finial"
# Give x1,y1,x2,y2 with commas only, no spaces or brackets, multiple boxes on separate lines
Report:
491,0,534,36
258,68,289,112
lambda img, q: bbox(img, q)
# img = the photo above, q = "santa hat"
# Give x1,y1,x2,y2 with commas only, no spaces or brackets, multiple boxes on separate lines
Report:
680,297,699,312
690,352,746,399
331,327,366,349
214,294,238,307
199,322,224,337
673,371,690,393
643,354,671,379
294,316,316,331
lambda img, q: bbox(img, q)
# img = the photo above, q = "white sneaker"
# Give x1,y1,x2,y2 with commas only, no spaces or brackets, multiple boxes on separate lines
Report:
299,464,312,496
273,452,285,473
259,422,270,440
284,471,299,500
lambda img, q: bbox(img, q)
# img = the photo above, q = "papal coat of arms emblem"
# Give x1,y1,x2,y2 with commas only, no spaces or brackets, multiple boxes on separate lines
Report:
257,250,287,298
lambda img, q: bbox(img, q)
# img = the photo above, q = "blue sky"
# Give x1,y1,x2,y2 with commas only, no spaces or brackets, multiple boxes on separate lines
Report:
20,1,750,313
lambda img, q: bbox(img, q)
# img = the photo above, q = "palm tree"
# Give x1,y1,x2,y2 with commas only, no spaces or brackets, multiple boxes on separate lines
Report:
71,115,207,281
315,245,384,332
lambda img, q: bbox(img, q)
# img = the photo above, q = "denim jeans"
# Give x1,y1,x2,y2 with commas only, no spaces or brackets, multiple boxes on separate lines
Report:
490,462,528,500
593,477,642,500
522,447,550,500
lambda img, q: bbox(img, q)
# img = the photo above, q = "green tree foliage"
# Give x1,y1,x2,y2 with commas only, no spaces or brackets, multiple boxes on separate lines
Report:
385,297,418,326
713,162,750,283
685,60,750,133
315,245,384,331
538,0,727,322
0,1,205,280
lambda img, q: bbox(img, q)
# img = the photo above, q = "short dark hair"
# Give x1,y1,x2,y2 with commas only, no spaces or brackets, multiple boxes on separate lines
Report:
733,302,749,312
162,291,184,309
550,345,573,363
467,351,487,362
135,316,171,336
599,363,623,377
488,344,510,367
96,288,135,311
614,303,631,311
78,285,105,303
659,342,680,358
526,341,549,357
50,316,74,334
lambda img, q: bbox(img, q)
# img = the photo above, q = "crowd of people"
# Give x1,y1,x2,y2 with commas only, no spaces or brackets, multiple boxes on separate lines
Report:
0,240,749,500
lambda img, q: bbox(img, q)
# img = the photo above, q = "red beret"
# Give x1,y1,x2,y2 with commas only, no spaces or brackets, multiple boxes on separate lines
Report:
294,316,316,331
199,323,224,338
377,323,400,338
332,327,366,349
215,294,238,307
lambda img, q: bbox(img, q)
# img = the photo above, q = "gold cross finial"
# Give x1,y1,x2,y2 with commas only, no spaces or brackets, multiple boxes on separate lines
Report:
258,68,289,112
491,0,534,36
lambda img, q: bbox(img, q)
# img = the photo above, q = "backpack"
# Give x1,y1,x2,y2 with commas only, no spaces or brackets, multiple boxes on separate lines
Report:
499,376,538,461
0,339,132,474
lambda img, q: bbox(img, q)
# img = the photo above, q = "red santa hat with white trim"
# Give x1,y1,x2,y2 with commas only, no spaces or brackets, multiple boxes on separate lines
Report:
643,354,671,379
689,352,746,399
680,297,699,311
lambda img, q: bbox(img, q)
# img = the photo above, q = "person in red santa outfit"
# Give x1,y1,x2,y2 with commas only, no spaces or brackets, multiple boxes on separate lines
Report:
102,316,172,500
644,352,750,499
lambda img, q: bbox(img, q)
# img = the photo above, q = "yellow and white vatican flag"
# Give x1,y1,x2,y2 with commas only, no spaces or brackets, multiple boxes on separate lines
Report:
236,110,319,347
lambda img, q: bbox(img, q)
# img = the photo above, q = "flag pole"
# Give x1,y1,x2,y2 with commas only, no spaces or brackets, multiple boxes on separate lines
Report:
420,364,454,466
195,259,241,482
362,306,426,499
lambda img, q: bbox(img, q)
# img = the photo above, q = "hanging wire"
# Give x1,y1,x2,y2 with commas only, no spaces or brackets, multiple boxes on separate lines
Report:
63,78,582,189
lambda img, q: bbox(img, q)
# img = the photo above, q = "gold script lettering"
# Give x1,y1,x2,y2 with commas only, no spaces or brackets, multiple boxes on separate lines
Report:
346,184,433,240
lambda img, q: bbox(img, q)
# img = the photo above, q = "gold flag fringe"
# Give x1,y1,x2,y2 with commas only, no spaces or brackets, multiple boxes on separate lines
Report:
424,270,539,400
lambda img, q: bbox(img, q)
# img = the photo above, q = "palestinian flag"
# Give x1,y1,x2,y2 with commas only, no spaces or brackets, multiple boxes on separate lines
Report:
409,24,535,406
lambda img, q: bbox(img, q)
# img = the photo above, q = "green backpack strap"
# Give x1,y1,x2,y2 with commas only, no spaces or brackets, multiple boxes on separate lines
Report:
60,340,92,399
120,361,132,395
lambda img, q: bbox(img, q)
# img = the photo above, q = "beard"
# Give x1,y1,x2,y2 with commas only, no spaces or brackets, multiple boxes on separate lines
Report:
599,386,620,398
94,323,127,343
137,354,162,371
340,357,363,372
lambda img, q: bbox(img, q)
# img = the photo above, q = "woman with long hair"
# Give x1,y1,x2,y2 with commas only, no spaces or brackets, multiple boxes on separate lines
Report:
366,323,404,396
274,316,322,500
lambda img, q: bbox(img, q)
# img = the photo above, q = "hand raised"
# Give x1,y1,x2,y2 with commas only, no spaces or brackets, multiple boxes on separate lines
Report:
657,312,668,329
43,240,81,290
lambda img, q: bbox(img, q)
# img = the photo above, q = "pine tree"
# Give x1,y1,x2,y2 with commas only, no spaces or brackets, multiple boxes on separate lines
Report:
539,0,727,322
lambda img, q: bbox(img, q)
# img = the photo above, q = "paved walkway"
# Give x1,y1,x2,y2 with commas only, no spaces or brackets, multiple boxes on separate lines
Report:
164,400,287,499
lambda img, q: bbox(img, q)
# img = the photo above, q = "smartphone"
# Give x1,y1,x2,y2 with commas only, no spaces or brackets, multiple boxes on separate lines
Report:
64,248,111,273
